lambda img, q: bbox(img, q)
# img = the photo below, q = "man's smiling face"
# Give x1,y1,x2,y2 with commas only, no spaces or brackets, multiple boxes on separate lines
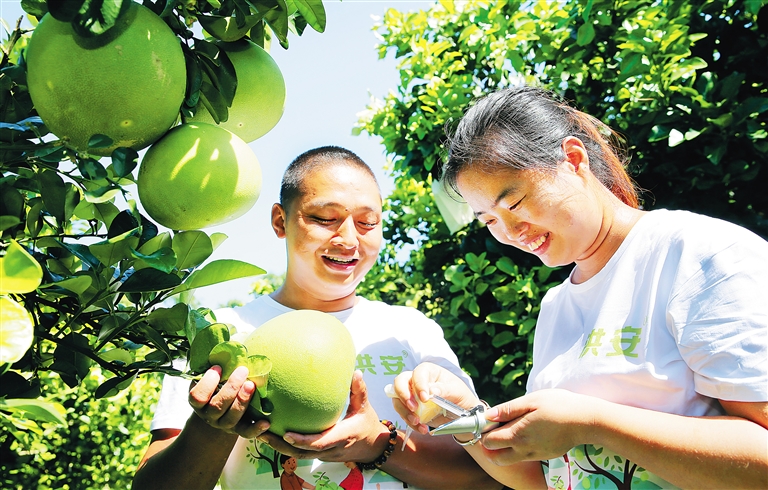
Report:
277,163,382,307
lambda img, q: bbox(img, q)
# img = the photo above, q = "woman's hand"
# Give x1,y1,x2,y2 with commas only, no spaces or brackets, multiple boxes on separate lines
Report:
481,388,599,465
391,362,481,435
258,370,388,463
188,365,270,439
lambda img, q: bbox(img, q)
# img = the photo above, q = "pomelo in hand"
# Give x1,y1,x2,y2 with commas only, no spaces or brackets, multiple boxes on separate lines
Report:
25,2,186,156
243,310,356,436
188,40,285,143
136,122,262,230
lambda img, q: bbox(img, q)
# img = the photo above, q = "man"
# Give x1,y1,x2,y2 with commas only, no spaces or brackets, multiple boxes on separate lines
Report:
133,146,499,490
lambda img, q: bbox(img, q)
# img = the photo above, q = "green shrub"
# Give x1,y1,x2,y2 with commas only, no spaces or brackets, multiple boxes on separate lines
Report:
0,370,162,489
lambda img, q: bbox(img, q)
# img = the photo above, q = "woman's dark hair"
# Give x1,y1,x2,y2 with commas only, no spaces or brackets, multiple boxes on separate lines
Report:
280,146,379,212
443,86,638,208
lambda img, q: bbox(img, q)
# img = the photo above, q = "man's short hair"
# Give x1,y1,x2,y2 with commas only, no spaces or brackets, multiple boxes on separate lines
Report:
279,146,379,212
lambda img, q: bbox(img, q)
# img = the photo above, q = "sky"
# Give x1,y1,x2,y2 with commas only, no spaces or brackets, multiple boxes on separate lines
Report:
0,0,436,308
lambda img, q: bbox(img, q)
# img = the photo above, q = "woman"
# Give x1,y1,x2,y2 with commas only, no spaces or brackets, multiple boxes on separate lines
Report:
391,86,768,489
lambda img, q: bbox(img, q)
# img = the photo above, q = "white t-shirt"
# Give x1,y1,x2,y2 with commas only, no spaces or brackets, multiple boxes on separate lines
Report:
527,209,768,490
151,295,474,490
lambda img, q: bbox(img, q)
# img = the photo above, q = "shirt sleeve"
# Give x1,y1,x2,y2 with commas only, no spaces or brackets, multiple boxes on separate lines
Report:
399,307,477,395
669,235,768,402
149,372,195,431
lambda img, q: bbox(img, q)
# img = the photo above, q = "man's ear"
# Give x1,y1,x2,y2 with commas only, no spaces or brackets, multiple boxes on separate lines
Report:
561,136,590,174
271,203,287,238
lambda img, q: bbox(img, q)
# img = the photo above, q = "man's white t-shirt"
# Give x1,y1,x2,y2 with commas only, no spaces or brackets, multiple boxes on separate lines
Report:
527,209,768,490
151,295,474,490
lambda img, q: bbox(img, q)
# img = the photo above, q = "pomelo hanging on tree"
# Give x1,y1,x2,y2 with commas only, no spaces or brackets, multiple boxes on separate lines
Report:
189,39,286,143
136,122,262,231
25,2,186,155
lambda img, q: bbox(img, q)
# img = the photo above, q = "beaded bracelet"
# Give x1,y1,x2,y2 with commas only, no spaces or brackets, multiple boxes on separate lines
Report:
356,419,398,471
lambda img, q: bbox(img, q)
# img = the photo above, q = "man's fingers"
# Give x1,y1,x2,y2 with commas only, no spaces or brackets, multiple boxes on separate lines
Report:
214,377,256,429
189,366,222,410
236,418,270,439
346,370,366,415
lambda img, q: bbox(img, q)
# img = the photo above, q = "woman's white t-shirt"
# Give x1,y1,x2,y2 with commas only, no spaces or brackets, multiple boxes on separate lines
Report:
528,209,768,489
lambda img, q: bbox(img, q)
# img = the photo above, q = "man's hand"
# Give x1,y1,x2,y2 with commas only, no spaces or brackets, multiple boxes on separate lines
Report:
188,365,270,439
258,370,389,463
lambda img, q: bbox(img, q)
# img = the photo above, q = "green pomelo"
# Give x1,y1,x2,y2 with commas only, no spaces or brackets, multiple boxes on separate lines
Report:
243,310,356,436
208,340,248,380
188,323,230,373
188,40,285,143
25,2,186,156
136,122,262,230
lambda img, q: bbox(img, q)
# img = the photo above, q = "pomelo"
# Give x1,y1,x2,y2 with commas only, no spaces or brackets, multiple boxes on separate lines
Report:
188,40,285,143
136,122,262,230
25,2,186,156
243,310,356,436
0,295,35,364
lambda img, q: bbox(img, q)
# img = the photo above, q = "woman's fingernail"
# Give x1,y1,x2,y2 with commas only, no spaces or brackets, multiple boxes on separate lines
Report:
485,407,498,419
283,435,295,445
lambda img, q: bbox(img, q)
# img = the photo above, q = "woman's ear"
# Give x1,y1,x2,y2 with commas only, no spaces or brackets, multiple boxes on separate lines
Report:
561,136,590,174
271,203,287,238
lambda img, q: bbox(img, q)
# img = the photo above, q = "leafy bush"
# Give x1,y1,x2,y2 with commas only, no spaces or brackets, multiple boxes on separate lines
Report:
0,369,162,489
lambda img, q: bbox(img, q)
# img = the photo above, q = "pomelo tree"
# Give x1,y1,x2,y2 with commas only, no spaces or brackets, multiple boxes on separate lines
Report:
0,0,327,474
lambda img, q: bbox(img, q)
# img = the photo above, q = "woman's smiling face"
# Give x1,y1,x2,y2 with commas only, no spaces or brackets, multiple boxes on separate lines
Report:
456,159,605,269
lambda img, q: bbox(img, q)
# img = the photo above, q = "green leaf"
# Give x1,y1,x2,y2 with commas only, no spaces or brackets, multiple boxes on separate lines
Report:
131,246,177,273
0,398,67,425
500,368,526,387
198,79,229,124
96,315,125,344
576,23,595,46
138,323,173,361
46,0,85,22
89,228,140,267
37,168,67,223
146,303,190,334
492,330,516,348
77,157,109,180
118,268,182,293
496,256,517,276
71,0,133,38
95,373,134,399
468,297,480,316
42,275,93,296
0,216,21,232
486,310,517,326
293,0,326,33
87,133,114,149
210,232,228,251
110,147,139,177
263,0,290,48
172,259,266,295
0,239,43,294
172,230,214,270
